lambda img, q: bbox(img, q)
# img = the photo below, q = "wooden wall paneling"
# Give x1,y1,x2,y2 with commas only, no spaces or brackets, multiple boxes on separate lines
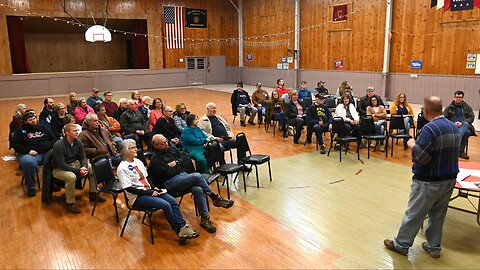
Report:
147,14,164,69
0,8,13,75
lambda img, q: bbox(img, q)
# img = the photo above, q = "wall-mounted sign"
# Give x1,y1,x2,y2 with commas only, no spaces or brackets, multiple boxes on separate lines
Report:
466,62,475,69
277,63,283,70
467,54,476,61
411,60,423,69
334,60,343,68
281,57,287,63
287,57,294,63
283,63,289,70
475,54,480,74
246,54,253,61
333,4,348,22
186,8,207,28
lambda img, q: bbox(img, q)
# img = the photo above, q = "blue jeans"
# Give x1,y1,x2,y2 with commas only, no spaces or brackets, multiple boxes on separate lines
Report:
393,179,455,254
457,123,471,153
165,172,213,218
17,153,46,193
275,112,286,131
133,193,186,233
374,120,387,143
307,123,329,145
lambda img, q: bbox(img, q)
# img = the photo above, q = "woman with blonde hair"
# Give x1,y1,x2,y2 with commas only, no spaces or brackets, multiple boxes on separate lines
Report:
389,92,414,136
9,103,27,149
173,102,190,133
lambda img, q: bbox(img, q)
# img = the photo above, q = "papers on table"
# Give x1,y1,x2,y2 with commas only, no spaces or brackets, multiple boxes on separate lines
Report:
456,168,480,190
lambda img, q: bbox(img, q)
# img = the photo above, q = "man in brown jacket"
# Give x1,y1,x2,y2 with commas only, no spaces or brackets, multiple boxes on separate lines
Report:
79,113,120,166
251,82,269,124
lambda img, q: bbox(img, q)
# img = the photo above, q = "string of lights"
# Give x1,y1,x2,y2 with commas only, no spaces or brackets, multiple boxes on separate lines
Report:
1,2,478,46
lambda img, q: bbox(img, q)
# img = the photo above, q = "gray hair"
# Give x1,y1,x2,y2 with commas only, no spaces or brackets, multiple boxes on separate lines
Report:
83,113,97,125
142,96,151,103
366,86,375,92
119,139,136,161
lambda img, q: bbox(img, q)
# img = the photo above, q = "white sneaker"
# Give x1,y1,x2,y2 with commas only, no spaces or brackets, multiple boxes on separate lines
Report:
178,224,200,239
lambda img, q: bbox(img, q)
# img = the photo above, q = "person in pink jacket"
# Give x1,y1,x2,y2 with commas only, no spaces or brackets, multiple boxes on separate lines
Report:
74,97,95,124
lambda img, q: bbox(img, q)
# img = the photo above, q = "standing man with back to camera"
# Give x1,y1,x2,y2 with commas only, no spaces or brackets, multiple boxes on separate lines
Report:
384,96,460,259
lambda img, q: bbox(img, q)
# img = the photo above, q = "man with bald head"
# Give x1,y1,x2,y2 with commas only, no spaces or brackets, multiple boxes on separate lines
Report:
149,134,234,234
120,99,153,148
152,105,181,147
385,96,461,259
198,102,236,150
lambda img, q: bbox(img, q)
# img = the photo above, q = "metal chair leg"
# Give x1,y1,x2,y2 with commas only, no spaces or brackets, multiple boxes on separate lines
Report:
120,209,132,237
267,160,272,182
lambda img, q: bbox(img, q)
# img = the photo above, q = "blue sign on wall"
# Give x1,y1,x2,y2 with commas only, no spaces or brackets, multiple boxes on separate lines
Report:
411,60,423,69
246,54,253,61
281,57,287,63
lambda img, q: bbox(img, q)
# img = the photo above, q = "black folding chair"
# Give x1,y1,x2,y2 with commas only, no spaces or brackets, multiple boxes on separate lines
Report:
236,132,272,188
415,113,429,139
91,155,124,223
206,140,245,199
327,117,360,162
21,161,42,189
120,190,160,245
388,115,412,157
361,116,388,159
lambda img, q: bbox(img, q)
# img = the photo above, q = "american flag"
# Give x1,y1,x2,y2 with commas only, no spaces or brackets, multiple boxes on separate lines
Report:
164,6,184,49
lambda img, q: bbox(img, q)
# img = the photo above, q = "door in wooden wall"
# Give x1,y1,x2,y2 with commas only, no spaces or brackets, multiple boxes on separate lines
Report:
186,57,207,85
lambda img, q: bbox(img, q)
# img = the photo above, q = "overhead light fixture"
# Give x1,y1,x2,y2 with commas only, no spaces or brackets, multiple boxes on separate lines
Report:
85,25,112,42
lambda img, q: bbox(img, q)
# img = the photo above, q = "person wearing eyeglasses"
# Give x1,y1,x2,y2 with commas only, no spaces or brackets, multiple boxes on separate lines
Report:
443,90,475,160
12,110,57,197
152,106,182,148
102,91,118,116
173,102,190,133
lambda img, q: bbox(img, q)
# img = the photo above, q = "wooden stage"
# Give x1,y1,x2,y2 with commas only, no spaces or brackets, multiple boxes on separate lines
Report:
0,88,479,269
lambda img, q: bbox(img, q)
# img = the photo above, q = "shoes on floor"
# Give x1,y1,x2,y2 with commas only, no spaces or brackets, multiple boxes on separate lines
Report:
459,152,470,160
200,216,217,233
65,203,82,214
213,196,234,208
240,121,247,127
379,145,385,152
89,192,107,202
320,145,326,154
383,239,408,256
293,139,299,144
422,242,440,258
178,224,200,239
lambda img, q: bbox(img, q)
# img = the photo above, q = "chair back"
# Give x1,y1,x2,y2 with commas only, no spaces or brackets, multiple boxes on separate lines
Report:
389,115,407,132
206,140,225,170
303,97,313,108
236,132,252,162
326,98,336,109
92,155,116,187
416,113,428,130
361,116,377,135
332,117,348,136
123,190,133,210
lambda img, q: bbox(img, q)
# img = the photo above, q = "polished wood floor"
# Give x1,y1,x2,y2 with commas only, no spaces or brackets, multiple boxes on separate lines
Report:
0,87,479,269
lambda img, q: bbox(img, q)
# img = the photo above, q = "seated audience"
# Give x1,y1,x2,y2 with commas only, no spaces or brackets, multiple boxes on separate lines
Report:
96,104,123,146
12,110,56,197
336,81,353,97
39,97,56,131
275,78,288,96
149,98,164,131
152,106,181,148
443,90,475,160
131,90,142,110
281,88,293,104
357,86,384,119
74,97,94,124
366,95,387,152
120,99,153,148
79,113,120,166
112,98,128,122
86,88,103,108
52,123,101,214
181,114,209,173
138,96,152,121
51,103,67,139
230,82,258,127
251,83,269,124
173,102,189,133
284,90,306,144
297,80,312,102
9,103,26,149
265,90,286,131
63,114,82,135
389,92,414,144
102,91,118,116
306,94,332,154
314,80,329,96
117,139,199,240
198,102,236,151
334,94,361,140
66,92,78,115
149,134,233,233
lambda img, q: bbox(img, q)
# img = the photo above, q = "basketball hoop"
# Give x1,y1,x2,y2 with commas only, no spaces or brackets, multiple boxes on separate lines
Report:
85,25,112,42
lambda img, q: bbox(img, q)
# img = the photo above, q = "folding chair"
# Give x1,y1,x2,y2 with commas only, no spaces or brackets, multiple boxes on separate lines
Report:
236,132,272,188
327,117,360,162
91,155,124,223
361,116,388,159
388,115,412,157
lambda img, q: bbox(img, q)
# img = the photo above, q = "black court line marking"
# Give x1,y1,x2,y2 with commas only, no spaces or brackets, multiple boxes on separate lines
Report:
355,169,363,175
329,179,345,184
